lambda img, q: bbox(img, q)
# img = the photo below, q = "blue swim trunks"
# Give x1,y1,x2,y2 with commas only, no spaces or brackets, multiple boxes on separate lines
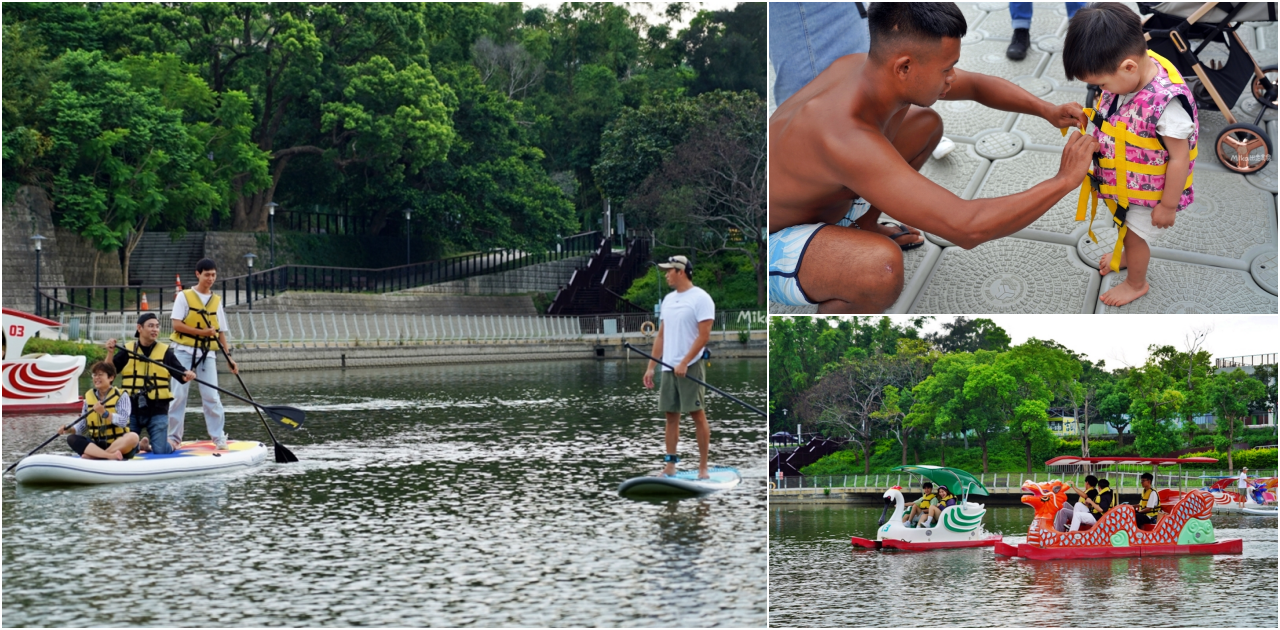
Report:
768,199,870,306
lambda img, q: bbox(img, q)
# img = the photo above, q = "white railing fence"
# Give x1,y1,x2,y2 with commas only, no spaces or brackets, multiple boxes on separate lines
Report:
773,470,1278,491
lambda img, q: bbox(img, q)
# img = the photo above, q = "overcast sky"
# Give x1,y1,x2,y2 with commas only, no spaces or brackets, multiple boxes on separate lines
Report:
807,315,1278,370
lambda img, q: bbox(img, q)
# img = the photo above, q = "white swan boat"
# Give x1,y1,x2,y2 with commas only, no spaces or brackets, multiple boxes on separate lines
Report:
851,465,1001,550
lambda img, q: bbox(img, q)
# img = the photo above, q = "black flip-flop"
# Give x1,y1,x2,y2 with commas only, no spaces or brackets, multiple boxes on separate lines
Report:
879,221,925,251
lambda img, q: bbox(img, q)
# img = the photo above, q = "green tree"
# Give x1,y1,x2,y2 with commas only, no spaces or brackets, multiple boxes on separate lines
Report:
926,316,1012,353
1096,372,1133,444
1208,369,1267,470
1126,358,1186,457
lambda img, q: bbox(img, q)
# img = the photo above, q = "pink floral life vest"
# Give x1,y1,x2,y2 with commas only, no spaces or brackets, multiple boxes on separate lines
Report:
1089,52,1198,211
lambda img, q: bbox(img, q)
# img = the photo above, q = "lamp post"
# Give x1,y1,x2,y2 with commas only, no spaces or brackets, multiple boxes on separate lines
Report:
404,208,412,265
243,253,257,311
30,234,46,316
265,202,278,268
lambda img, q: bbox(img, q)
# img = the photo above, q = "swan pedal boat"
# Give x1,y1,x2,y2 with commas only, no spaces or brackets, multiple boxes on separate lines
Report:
851,465,1001,551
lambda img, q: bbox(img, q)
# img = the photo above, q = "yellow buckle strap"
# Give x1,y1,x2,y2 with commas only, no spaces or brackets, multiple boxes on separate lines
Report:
1115,122,1129,208
1103,197,1126,274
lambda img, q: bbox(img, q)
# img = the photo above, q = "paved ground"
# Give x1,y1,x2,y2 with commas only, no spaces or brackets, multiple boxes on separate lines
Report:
769,2,1277,314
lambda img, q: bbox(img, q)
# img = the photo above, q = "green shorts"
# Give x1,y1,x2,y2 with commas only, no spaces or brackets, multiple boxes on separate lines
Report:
658,360,706,414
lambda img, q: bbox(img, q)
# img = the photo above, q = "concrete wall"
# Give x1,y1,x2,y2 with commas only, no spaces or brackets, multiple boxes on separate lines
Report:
225,292,540,315
3,186,66,312
401,255,588,296
55,227,124,286
203,232,262,277
223,335,765,372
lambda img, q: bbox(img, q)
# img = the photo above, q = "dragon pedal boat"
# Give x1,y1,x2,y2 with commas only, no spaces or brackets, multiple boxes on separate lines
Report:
995,478,1243,560
851,465,1001,550
15,440,268,485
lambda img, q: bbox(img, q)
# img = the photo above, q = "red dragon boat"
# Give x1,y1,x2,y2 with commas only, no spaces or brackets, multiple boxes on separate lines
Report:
995,457,1243,560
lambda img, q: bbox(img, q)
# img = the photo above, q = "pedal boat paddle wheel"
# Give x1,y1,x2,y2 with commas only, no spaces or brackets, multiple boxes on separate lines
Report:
851,465,1002,550
994,457,1243,560
2,308,85,414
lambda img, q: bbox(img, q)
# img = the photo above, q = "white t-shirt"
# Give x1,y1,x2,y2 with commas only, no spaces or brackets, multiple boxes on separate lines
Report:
170,289,228,357
1114,89,1195,139
1238,471,1249,488
658,286,715,371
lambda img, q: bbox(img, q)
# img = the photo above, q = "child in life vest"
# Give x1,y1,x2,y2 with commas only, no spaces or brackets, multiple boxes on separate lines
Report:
59,361,140,460
1062,4,1197,307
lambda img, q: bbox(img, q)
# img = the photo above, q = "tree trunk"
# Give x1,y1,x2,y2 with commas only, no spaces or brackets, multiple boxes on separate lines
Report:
862,441,871,475
1082,400,1091,457
1025,439,1033,474
913,446,919,464
963,431,969,449
755,237,766,306
980,435,989,474
901,434,908,466
90,250,101,305
122,217,148,289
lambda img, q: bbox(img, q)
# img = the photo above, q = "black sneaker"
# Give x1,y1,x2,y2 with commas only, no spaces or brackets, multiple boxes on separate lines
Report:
1006,28,1031,60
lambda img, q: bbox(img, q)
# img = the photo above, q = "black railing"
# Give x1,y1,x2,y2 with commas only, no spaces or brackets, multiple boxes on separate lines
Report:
278,210,373,235
36,232,601,317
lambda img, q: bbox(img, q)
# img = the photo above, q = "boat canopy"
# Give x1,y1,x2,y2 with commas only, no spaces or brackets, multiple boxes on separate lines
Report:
1045,456,1219,467
890,465,990,497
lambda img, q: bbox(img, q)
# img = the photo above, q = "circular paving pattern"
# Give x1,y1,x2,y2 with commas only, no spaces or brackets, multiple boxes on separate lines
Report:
1252,250,1278,295
1077,226,1116,271
1035,37,1064,53
1098,259,1279,314
1014,76,1053,96
961,31,985,46
975,131,1025,159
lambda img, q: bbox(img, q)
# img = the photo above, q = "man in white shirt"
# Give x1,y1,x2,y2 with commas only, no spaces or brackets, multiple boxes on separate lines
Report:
1238,467,1251,504
642,255,715,479
168,258,239,450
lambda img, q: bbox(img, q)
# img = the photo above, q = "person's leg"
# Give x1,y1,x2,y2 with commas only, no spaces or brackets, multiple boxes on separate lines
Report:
103,433,139,459
1054,507,1072,531
796,226,905,314
193,354,227,444
853,106,940,247
769,2,870,106
1064,3,1085,19
147,413,174,454
664,412,681,475
1009,3,1034,30
691,409,710,479
168,353,192,451
1099,230,1150,306
1007,3,1033,60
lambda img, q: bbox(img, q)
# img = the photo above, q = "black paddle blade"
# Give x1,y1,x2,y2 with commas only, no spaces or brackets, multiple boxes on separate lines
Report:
274,442,299,464
264,405,306,430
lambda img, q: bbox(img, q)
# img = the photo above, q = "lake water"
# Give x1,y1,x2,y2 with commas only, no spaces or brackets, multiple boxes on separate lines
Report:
3,359,767,627
770,503,1279,627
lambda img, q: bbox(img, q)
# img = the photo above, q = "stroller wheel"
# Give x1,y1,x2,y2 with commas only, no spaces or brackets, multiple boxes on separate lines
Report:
1252,64,1277,111
1215,123,1272,174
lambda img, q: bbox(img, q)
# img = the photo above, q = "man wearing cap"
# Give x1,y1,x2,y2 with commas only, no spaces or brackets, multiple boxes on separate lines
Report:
105,313,195,454
169,258,239,450
643,255,715,479
1238,467,1251,504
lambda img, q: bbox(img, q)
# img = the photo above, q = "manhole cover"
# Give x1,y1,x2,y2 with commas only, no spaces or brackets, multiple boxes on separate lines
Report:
1035,37,1064,53
987,274,1026,306
1252,250,1278,295
975,132,1025,159
982,53,1008,64
1014,77,1053,96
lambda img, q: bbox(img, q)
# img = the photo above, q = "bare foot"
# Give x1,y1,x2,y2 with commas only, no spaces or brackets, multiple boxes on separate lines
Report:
698,468,710,480
107,451,124,461
1098,251,1128,276
139,437,151,453
868,221,925,248
662,464,676,477
1100,279,1149,306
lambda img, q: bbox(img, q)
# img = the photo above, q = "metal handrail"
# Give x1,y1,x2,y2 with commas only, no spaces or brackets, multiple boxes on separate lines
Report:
772,470,1279,491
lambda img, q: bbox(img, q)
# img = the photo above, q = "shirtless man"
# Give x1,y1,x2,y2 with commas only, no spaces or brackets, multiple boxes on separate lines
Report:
768,3,1099,313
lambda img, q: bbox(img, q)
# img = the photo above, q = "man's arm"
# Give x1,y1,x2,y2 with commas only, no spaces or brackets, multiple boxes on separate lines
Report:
643,322,665,389
834,129,1097,248
945,69,1087,129
675,320,714,377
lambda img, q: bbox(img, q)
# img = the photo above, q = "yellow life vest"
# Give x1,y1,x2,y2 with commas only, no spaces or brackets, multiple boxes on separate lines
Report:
918,492,937,510
1061,51,1198,273
85,387,127,443
1138,487,1161,515
169,289,221,348
1093,487,1114,515
120,340,172,401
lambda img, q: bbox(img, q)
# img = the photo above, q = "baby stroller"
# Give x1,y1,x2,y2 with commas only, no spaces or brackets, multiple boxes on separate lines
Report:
1139,2,1277,174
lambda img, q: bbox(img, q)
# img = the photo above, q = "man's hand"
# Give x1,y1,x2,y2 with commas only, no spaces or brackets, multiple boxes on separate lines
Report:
93,402,106,415
1151,202,1177,229
643,368,655,389
202,328,219,338
674,361,688,378
228,358,239,375
183,370,196,383
105,339,117,352
1044,101,1087,130
1056,132,1097,183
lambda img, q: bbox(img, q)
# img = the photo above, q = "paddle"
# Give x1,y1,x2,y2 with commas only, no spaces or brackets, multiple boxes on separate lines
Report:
623,343,766,416
193,311,300,464
4,391,121,475
116,346,302,463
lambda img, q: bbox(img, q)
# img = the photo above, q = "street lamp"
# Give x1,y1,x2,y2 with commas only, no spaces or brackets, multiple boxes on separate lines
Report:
30,234,46,316
265,202,279,268
243,253,257,311
404,208,412,265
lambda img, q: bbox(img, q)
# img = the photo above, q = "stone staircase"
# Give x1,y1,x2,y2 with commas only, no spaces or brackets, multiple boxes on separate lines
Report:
129,232,206,287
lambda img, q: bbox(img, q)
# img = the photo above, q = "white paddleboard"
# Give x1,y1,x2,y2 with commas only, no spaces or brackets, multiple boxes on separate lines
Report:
618,467,741,497
15,440,268,485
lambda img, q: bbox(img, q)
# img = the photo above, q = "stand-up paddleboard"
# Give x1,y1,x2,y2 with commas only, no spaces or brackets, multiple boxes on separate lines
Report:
15,440,268,485
1241,504,1278,517
618,467,741,497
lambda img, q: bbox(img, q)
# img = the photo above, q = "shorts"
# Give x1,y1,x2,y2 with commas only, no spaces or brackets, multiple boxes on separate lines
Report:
768,199,870,306
67,434,137,459
769,2,870,106
658,360,706,414
1120,205,1169,244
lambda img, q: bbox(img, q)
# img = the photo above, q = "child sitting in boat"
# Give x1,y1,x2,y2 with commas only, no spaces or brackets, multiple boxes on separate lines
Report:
920,485,958,527
58,362,140,460
1062,3,1198,307
903,482,938,528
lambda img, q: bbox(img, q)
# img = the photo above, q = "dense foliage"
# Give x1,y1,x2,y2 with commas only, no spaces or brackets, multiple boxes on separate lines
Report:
3,2,764,298
774,317,1278,474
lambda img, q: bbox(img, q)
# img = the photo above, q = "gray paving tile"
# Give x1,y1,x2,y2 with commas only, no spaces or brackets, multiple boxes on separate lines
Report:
1198,108,1274,172
959,39,1048,81
936,99,1014,141
1252,248,1278,295
909,237,1099,314
1013,89,1092,147
976,4,1066,40
920,142,989,198
974,148,1087,237
1096,258,1278,313
1260,23,1276,51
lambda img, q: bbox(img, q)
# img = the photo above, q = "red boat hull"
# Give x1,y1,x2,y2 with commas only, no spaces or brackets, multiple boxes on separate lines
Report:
994,538,1243,560
2,399,84,415
852,535,1001,550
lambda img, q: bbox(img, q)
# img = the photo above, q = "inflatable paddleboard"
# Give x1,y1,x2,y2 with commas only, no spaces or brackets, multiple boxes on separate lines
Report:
1241,505,1278,516
618,467,741,497
15,440,269,485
